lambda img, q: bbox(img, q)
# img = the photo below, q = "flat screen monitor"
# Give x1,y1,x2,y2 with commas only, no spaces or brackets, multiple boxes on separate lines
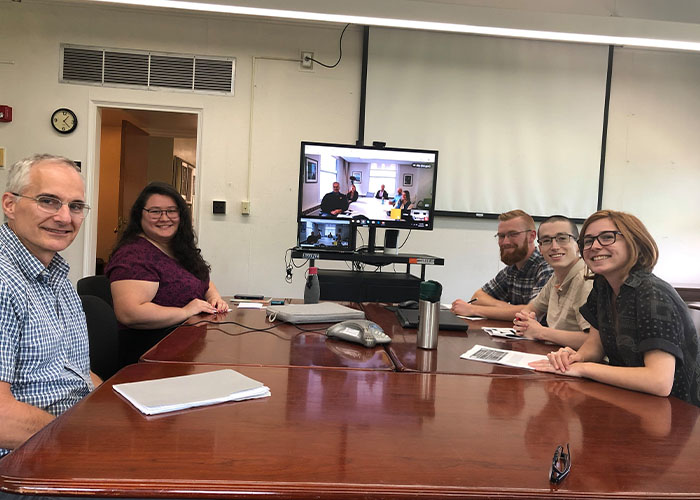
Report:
298,142,439,231
298,218,355,252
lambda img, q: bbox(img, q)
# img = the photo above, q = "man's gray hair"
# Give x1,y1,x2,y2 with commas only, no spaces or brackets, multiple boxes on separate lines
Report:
6,154,82,194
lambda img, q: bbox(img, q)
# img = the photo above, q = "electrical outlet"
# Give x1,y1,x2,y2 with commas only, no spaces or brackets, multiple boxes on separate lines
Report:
241,200,251,215
300,51,313,70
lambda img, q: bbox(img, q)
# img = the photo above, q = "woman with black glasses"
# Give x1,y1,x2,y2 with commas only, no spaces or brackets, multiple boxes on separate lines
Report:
105,182,227,364
530,209,700,407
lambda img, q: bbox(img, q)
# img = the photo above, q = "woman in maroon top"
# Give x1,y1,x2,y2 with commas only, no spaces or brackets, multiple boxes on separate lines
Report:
106,182,227,363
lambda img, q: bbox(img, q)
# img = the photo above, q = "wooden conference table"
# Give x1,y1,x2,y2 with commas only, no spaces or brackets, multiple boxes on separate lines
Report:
2,302,700,499
141,303,394,371
142,302,555,376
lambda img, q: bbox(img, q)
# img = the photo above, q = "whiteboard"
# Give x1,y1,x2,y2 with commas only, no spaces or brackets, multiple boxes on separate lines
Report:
365,27,610,219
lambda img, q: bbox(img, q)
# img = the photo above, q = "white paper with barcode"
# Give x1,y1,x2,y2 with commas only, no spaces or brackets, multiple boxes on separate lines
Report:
461,344,547,370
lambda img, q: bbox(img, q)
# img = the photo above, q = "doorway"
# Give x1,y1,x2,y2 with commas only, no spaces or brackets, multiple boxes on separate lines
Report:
96,107,198,273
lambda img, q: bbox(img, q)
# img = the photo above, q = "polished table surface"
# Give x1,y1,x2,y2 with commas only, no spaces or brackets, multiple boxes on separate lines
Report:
141,303,395,371
142,303,554,376
2,362,700,499
363,304,557,375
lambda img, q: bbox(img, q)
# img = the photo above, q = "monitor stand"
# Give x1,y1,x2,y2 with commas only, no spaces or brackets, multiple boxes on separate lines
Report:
363,226,378,254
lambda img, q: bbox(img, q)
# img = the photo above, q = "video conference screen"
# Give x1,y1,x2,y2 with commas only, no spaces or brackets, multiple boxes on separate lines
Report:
298,142,439,231
298,218,355,252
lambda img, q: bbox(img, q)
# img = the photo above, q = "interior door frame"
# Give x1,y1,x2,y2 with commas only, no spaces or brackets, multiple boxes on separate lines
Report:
83,100,203,277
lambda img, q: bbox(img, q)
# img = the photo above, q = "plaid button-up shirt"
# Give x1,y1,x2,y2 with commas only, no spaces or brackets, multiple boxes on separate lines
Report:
482,248,553,305
0,223,93,457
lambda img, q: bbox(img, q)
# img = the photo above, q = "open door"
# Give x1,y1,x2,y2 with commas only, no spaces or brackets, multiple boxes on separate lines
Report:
95,108,198,273
118,120,149,235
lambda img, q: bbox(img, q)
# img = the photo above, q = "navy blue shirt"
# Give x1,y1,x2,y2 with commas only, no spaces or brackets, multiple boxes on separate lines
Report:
580,269,700,407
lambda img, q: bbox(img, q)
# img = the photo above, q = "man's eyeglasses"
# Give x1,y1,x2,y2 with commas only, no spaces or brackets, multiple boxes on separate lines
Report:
495,230,532,240
549,443,571,484
538,233,576,247
143,208,180,220
580,230,623,250
12,193,90,218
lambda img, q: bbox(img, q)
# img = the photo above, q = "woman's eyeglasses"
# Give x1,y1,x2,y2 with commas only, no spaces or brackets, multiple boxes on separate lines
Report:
143,208,180,220
580,230,623,250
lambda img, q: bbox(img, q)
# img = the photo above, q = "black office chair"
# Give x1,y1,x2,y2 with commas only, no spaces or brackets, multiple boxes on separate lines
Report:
80,295,121,380
688,303,700,337
77,275,113,308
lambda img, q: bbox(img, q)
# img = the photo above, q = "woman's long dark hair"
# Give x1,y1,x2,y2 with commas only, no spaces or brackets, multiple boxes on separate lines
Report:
111,182,210,281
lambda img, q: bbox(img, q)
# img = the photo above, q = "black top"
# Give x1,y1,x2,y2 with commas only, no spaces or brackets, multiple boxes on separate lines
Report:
320,192,349,214
580,269,700,407
375,189,389,200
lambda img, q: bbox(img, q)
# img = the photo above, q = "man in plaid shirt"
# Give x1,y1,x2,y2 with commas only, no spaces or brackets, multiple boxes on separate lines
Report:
0,154,99,457
451,209,552,321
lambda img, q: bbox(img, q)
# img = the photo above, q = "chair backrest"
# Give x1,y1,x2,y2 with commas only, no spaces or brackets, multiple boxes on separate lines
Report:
80,295,121,380
687,303,700,336
77,275,113,307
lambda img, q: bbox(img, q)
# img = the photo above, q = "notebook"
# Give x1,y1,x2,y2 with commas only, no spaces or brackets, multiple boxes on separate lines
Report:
395,308,469,331
113,369,271,415
267,302,365,323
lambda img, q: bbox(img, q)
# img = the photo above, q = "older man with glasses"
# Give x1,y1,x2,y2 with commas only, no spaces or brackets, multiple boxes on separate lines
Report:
452,209,552,321
0,154,99,458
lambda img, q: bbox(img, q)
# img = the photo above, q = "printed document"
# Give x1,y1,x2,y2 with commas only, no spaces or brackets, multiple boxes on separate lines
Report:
461,344,547,370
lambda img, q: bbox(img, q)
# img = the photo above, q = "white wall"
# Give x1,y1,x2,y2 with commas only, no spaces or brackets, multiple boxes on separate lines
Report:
604,47,700,287
1,1,699,302
0,2,360,298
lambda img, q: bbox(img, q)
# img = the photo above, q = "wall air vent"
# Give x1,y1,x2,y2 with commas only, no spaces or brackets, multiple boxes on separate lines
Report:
60,44,235,95
62,47,103,83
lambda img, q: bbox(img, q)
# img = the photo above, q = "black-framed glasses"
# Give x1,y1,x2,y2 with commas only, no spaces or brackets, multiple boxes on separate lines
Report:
549,443,571,484
495,229,532,240
538,233,576,247
580,230,623,250
143,208,180,220
12,193,90,218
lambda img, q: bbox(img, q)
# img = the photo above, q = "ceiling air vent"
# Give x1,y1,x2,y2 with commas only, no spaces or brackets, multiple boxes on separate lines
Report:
60,44,235,95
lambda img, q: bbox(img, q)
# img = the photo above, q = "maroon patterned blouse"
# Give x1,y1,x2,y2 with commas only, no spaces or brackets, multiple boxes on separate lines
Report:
105,237,209,308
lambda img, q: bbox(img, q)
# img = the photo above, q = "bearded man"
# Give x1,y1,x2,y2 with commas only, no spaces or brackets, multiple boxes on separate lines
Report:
451,209,552,321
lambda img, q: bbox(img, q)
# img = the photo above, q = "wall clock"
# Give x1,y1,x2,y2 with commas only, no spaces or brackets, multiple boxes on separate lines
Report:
51,108,77,134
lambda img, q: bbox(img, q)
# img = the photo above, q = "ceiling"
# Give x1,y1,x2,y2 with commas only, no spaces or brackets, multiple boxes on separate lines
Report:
38,0,700,42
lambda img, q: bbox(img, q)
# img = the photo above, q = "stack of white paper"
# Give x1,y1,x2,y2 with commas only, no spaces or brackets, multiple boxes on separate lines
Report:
461,344,547,370
113,369,271,415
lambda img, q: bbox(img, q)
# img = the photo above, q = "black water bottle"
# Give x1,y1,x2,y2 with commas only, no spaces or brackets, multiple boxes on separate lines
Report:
304,267,320,304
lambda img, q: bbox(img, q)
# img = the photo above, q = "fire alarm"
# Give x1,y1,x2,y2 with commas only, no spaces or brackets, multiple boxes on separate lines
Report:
0,106,12,123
